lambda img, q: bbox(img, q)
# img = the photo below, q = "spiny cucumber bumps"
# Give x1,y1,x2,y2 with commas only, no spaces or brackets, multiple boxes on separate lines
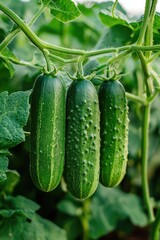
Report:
65,79,100,199
30,74,66,192
99,80,128,187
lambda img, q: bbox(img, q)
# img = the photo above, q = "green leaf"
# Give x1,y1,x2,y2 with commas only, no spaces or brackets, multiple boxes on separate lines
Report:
0,90,31,150
0,58,15,79
0,214,67,240
0,170,20,194
0,48,19,79
0,156,8,182
99,9,130,28
95,25,133,49
46,0,81,23
0,195,40,220
153,13,160,33
89,186,148,239
1,48,18,62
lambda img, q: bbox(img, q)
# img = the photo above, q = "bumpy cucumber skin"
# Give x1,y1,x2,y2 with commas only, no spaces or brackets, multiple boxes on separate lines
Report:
30,74,66,192
99,80,128,187
65,79,100,200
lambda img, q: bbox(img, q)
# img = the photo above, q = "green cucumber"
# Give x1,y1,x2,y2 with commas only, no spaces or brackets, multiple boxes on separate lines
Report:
99,80,128,187
65,79,100,200
30,74,66,192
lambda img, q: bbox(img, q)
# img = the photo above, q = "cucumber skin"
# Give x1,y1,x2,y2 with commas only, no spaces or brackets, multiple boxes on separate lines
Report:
30,74,66,192
99,80,128,187
65,79,100,200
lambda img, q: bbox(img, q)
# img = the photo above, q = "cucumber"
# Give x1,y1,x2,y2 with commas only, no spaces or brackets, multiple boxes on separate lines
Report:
99,80,128,187
65,79,100,200
30,74,66,192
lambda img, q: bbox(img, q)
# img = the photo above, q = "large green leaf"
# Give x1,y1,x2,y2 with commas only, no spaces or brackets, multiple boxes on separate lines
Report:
99,9,130,28
89,186,148,239
0,90,31,150
95,25,133,49
42,0,81,23
0,195,40,219
0,214,67,240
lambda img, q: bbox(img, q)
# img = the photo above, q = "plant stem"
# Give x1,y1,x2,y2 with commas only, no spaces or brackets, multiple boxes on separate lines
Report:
91,50,131,73
148,88,160,103
137,51,153,96
49,53,78,63
126,92,146,105
112,0,118,18
141,104,155,223
80,199,90,240
0,3,44,50
2,2,160,62
137,0,151,45
29,4,46,26
151,207,160,240
42,50,52,72
0,28,19,52
145,0,158,59
0,4,46,53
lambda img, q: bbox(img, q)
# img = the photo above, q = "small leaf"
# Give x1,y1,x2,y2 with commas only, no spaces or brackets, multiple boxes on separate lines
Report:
48,0,81,23
0,155,8,182
1,48,18,62
0,58,15,79
0,170,20,194
0,48,19,79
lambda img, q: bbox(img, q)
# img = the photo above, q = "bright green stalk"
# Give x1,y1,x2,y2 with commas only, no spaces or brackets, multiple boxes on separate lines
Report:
151,207,160,240
126,92,147,105
112,0,118,17
141,104,155,223
0,4,46,53
145,0,158,58
137,0,152,45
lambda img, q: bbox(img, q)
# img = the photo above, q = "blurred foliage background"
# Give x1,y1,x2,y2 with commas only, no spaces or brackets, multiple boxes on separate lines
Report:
0,0,160,239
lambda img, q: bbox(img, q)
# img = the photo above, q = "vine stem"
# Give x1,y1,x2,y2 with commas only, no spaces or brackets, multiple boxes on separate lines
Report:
126,92,146,105
0,3,45,51
137,0,151,45
2,2,160,59
137,51,153,95
151,207,160,240
145,0,158,59
0,4,46,53
111,0,118,18
80,199,90,240
141,104,155,223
